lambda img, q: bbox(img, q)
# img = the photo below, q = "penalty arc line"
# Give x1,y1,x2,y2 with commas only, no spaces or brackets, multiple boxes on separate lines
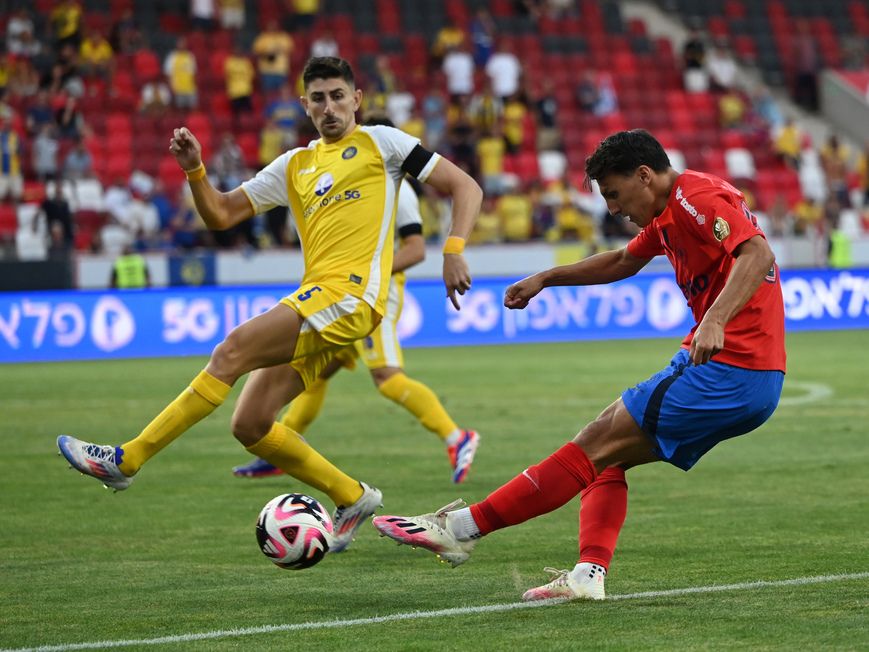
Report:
4,571,868,652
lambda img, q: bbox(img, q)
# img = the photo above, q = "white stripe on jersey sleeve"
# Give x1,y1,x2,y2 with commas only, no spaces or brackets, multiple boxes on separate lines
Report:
240,146,306,214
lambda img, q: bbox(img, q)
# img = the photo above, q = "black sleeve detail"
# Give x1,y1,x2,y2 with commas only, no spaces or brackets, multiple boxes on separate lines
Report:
398,223,423,238
401,145,435,178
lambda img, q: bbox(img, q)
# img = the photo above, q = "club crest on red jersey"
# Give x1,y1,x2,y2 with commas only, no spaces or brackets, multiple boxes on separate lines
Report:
713,216,731,241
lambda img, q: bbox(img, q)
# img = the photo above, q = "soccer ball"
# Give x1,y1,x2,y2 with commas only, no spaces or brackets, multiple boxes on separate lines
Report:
255,493,334,570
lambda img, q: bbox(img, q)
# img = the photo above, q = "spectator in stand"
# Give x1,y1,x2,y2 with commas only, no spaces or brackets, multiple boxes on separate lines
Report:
170,188,206,250
502,95,529,154
109,9,142,55
750,85,784,130
792,19,820,112
470,194,501,244
470,8,496,67
443,44,475,103
211,132,247,192
164,37,198,109
705,44,737,92
253,20,293,94
218,0,245,30
224,42,255,121
386,79,415,130
190,0,217,31
819,135,852,208
468,79,504,135
576,71,599,113
32,123,60,181
0,116,23,204
39,181,74,248
7,58,39,99
127,185,162,248
593,73,618,117
55,95,85,139
258,117,287,169
486,40,522,102
44,43,85,98
264,83,303,149
533,78,560,151
431,18,466,70
793,196,823,236
497,186,533,241
63,137,93,179
682,29,708,93
718,89,746,130
422,88,448,150
139,76,172,116
371,54,397,95
477,125,507,196
400,106,426,142
288,0,320,32
446,100,478,179
49,0,83,49
773,118,802,170
310,30,339,58
7,9,36,57
79,29,114,80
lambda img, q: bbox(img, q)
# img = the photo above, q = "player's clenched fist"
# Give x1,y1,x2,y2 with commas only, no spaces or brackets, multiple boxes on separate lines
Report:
504,273,544,310
169,127,202,171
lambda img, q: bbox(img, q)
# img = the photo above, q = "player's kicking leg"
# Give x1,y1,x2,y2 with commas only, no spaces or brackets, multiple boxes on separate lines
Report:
373,399,655,581
58,303,303,489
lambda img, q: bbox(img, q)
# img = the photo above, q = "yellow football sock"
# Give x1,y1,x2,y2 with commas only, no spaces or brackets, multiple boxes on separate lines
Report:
119,370,231,476
280,378,329,434
247,422,363,507
378,373,458,440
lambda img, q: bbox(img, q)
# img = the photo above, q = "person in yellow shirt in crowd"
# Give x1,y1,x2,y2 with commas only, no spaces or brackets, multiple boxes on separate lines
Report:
79,29,114,80
58,56,481,555
497,186,533,241
0,115,23,203
224,42,255,120
773,117,801,169
50,0,82,48
857,140,869,207
289,0,320,32
502,97,528,154
163,37,197,109
470,194,501,244
253,19,293,94
431,18,466,69
793,196,823,235
476,125,506,195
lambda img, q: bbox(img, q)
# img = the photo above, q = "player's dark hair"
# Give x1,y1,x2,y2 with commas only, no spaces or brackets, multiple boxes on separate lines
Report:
584,129,671,188
302,57,355,89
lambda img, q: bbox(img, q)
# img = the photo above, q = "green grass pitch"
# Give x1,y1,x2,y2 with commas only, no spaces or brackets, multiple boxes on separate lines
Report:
1,330,867,650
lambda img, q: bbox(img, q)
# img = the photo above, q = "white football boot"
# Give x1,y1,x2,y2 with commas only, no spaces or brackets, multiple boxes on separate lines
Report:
331,482,383,552
521,563,606,601
57,435,134,491
372,499,477,567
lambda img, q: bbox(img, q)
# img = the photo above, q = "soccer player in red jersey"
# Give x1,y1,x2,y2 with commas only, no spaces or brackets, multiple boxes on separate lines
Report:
374,129,786,600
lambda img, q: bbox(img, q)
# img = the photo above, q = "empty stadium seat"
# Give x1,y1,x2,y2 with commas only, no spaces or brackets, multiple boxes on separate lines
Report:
725,148,757,180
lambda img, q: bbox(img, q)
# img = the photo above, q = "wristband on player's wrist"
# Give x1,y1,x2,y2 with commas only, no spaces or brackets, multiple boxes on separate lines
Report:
442,236,465,255
184,162,207,181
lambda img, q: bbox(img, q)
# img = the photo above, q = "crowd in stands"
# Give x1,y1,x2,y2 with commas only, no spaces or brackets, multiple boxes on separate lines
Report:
0,0,867,265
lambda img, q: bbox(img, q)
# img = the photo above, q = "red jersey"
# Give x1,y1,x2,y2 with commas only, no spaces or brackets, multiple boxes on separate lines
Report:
627,170,786,372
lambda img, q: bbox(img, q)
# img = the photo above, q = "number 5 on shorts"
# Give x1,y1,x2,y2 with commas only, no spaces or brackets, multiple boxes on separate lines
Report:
296,286,322,302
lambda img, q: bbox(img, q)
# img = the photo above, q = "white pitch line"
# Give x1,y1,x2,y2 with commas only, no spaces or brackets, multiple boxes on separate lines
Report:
3,572,867,652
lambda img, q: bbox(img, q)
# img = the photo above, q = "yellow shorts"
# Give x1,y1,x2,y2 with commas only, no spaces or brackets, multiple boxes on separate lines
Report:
353,315,404,369
281,283,381,387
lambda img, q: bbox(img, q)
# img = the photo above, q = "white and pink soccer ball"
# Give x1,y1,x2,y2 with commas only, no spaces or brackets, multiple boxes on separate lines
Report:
256,493,333,570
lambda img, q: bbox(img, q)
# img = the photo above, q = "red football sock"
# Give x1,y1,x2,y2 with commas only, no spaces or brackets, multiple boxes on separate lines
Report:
470,442,597,535
578,466,628,571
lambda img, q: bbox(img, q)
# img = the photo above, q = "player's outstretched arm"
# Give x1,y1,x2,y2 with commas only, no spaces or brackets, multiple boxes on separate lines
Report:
690,235,775,365
505,247,651,310
169,127,255,231
423,157,483,310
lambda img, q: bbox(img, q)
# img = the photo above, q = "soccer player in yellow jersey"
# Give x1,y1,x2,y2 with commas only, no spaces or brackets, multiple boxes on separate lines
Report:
58,57,482,552
233,117,480,483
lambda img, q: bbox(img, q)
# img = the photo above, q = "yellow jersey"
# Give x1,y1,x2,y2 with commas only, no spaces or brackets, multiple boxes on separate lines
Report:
242,125,439,317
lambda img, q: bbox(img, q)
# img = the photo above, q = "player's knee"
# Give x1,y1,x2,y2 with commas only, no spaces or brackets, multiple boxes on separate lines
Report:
211,331,246,379
231,410,272,446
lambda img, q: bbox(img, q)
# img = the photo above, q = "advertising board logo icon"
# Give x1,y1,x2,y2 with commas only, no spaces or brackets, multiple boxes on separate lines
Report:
91,296,135,352
314,172,334,196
